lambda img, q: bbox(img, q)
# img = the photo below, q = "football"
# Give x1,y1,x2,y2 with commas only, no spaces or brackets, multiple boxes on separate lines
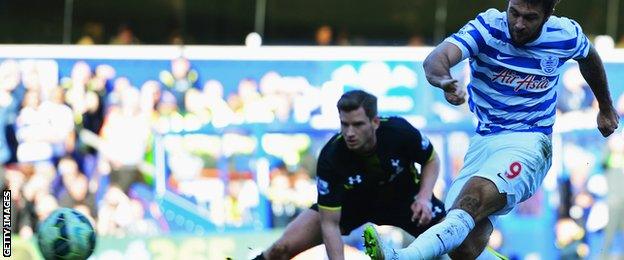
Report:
37,208,96,260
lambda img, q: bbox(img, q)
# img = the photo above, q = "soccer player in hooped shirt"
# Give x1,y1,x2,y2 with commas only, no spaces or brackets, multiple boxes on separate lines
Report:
364,0,620,259
253,90,446,259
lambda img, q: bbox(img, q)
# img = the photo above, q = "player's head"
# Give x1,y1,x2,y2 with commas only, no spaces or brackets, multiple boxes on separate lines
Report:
507,0,559,45
337,90,380,153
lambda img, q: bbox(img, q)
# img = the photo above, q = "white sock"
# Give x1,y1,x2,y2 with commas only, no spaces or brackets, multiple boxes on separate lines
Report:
397,209,476,259
382,246,399,260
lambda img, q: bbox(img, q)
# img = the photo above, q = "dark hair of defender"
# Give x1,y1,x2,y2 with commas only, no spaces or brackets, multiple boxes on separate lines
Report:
337,90,378,120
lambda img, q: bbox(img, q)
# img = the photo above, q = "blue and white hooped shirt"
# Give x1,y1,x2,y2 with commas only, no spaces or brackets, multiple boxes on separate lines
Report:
445,8,591,135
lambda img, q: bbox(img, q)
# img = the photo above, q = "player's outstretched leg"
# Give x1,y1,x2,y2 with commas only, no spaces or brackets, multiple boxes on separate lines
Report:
253,209,323,260
363,225,397,260
365,176,506,259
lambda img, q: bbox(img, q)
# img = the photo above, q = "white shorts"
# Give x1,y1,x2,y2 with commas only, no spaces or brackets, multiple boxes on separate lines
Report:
444,132,552,223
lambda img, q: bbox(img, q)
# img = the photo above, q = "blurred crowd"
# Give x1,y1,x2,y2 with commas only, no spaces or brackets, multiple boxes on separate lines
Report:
75,22,624,48
0,57,321,239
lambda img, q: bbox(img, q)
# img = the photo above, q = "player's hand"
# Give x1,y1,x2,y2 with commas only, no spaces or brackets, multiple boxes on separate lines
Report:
411,197,433,226
441,78,466,106
597,105,619,137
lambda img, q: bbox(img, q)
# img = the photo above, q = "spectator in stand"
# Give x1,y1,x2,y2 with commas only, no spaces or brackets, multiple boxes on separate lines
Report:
154,90,184,133
555,217,586,259
106,77,132,108
15,90,53,163
5,167,31,234
97,185,130,236
56,156,95,215
64,61,92,125
266,164,297,228
90,64,115,95
139,80,162,120
159,57,198,112
223,178,259,227
76,22,105,45
557,65,594,113
34,193,59,223
20,162,57,237
231,78,274,123
601,133,624,259
315,25,333,45
168,29,185,45
183,87,210,128
0,85,13,166
77,90,104,178
96,185,158,236
0,60,24,166
100,87,150,192
407,35,426,46
290,167,316,213
336,29,351,46
40,87,75,162
202,79,236,127
616,35,624,48
109,24,141,45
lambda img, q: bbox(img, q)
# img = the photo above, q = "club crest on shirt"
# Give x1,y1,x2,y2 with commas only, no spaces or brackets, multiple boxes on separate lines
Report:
540,55,558,75
388,159,404,182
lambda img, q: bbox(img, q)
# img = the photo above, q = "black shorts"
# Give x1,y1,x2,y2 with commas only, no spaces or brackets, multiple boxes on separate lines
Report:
311,196,446,237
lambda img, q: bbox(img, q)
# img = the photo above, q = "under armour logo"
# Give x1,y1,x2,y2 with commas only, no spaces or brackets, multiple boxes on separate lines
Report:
348,175,362,185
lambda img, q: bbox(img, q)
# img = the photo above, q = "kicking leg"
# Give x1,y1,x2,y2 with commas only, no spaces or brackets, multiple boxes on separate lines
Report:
258,209,324,260
365,176,506,260
400,176,505,258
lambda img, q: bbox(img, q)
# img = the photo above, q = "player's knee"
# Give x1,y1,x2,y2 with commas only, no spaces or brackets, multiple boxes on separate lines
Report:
266,242,291,260
451,177,506,221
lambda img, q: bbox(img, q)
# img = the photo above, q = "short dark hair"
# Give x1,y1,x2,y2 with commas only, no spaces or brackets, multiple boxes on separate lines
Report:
518,0,560,16
337,90,378,119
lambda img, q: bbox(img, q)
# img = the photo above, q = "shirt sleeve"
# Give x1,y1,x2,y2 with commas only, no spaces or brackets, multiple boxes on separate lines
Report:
569,19,591,60
316,144,344,210
400,119,434,165
444,14,489,61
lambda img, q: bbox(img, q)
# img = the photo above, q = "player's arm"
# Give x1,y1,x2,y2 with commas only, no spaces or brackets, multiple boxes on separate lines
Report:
423,42,464,89
423,42,467,106
576,46,619,137
319,207,344,260
415,150,440,205
411,149,440,226
403,120,441,226
316,140,346,260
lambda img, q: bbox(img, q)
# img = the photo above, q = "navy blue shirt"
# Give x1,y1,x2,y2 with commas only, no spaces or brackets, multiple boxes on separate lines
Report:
316,117,434,210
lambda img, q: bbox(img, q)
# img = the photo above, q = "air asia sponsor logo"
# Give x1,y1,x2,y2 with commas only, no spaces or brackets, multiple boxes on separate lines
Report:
491,69,551,92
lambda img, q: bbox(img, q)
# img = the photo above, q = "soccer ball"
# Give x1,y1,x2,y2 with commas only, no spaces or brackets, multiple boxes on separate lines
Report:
37,208,96,260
